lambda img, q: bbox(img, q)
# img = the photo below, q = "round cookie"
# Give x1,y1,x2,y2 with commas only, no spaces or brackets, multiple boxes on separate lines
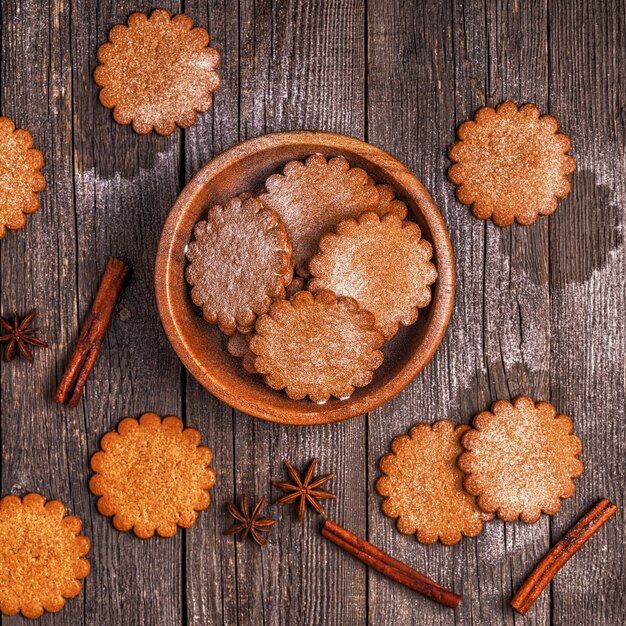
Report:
309,212,437,339
89,413,216,539
0,117,45,239
94,9,220,135
376,421,492,545
0,493,90,619
249,289,384,403
258,154,407,276
186,195,292,335
448,101,576,226
458,396,584,523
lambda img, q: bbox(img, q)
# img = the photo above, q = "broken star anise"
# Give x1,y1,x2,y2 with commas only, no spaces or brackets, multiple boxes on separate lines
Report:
272,458,336,522
224,495,275,546
0,310,48,363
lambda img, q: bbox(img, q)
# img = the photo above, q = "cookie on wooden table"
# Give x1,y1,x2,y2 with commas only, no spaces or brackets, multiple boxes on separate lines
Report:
458,396,584,523
250,290,384,403
89,413,216,539
448,101,576,226
309,211,437,340
0,493,90,619
94,9,220,135
258,154,407,276
0,117,45,239
186,195,293,335
376,421,492,545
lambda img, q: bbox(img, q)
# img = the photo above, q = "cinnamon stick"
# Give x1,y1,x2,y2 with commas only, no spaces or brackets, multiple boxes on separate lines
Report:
511,498,618,615
55,257,130,407
321,519,461,609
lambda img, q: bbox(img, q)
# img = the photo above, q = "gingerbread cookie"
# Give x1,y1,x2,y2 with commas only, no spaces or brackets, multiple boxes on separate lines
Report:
259,155,406,276
448,101,576,226
0,117,45,239
94,9,220,135
376,421,491,545
249,290,384,403
458,396,584,523
309,212,437,339
89,413,216,539
0,493,90,619
186,195,292,335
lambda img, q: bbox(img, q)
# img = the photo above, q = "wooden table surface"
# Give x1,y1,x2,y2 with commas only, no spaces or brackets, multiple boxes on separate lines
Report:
1,1,624,624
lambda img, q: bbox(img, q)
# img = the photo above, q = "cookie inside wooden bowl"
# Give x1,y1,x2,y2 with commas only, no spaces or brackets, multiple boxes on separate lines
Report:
155,131,455,425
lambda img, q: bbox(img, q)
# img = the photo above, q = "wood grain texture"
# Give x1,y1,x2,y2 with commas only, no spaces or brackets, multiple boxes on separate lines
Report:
1,0,624,625
481,2,552,625
367,2,490,625
1,1,87,625
547,0,625,624
68,1,184,625
182,1,239,625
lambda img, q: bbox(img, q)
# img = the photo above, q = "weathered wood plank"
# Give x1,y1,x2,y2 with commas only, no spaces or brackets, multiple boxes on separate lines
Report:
233,1,368,624
367,1,488,625
69,1,184,625
480,1,553,625
548,0,626,624
182,1,239,625
0,0,87,624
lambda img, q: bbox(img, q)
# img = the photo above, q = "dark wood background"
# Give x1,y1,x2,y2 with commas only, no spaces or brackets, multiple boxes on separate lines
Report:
1,0,624,624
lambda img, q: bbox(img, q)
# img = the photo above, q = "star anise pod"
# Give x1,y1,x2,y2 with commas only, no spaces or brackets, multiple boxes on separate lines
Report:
0,310,48,363
272,458,336,522
224,495,275,546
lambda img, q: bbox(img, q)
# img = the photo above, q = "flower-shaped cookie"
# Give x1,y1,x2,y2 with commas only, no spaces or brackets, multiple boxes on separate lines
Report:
258,155,406,276
376,421,491,545
89,413,216,539
94,9,220,135
186,195,292,335
249,290,384,403
309,212,437,339
448,101,576,226
0,493,90,619
0,117,45,239
458,396,584,523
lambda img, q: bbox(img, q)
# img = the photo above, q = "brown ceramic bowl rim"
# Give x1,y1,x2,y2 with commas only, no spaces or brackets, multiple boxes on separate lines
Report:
155,131,455,425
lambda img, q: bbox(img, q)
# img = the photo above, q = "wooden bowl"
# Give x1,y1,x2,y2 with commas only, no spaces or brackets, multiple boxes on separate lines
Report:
155,131,454,425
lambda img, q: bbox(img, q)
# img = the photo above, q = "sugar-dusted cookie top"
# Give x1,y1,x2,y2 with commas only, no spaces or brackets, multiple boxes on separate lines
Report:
0,493,90,619
0,117,45,239
458,396,584,523
186,195,292,335
94,9,220,135
249,290,384,403
89,413,216,539
309,212,437,339
258,155,407,276
376,421,492,545
448,101,576,226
